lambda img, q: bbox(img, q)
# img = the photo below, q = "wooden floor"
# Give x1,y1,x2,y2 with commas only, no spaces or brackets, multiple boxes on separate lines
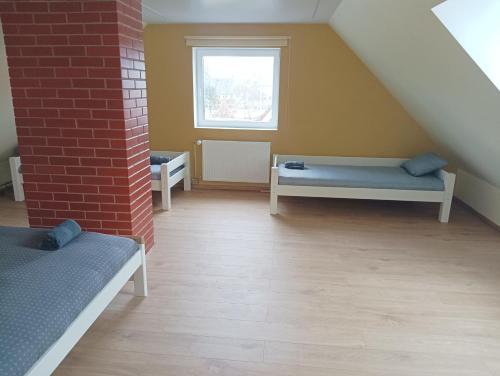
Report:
1,190,500,375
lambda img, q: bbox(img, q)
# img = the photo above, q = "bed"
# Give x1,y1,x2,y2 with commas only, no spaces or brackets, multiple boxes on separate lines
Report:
0,227,148,376
270,155,456,222
150,151,191,210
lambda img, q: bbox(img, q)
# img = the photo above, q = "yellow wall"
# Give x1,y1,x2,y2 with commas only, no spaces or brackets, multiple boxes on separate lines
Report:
144,24,436,180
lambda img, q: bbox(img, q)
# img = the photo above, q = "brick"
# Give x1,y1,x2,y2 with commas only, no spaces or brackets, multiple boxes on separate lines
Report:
72,79,106,88
40,201,70,210
68,35,102,46
26,89,57,98
37,183,67,193
71,57,104,67
1,13,34,24
21,46,54,56
83,2,117,12
51,24,84,34
37,35,68,45
69,202,100,211
52,175,82,184
64,147,94,157
49,156,80,166
49,2,82,13
39,57,70,67
84,194,115,203
67,185,98,194
67,12,101,23
53,193,84,202
45,118,76,128
79,138,109,148
4,35,36,45
55,68,88,78
34,13,66,24
85,24,118,35
65,166,97,176
75,100,107,109
15,2,49,13
87,211,116,220
87,46,120,57
55,211,85,220
42,98,74,108
53,46,86,57
58,89,90,99
81,157,112,167
59,109,91,119
40,78,72,88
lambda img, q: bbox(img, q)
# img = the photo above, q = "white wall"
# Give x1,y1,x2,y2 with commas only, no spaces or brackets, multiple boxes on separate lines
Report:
455,170,500,226
0,26,17,185
329,0,500,224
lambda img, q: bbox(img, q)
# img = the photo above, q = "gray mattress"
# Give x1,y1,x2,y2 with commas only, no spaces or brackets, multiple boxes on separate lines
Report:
0,227,139,376
278,164,445,191
150,164,184,181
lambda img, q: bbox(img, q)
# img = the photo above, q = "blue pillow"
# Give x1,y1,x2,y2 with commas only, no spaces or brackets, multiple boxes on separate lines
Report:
150,155,170,165
40,219,82,251
401,153,447,176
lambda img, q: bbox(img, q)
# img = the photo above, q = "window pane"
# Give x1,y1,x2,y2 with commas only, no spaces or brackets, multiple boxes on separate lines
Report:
202,55,275,123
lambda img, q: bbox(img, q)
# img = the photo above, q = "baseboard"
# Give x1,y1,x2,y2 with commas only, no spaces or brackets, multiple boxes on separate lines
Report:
192,180,269,192
455,169,500,228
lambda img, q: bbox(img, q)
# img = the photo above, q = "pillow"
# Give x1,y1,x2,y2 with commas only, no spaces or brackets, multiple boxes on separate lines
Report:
39,219,82,251
401,153,447,176
150,155,170,165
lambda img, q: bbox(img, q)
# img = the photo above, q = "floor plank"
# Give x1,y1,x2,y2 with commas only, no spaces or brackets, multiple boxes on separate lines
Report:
1,189,499,375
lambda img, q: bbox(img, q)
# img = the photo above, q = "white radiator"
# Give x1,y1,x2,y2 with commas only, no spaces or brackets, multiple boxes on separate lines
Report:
202,140,271,183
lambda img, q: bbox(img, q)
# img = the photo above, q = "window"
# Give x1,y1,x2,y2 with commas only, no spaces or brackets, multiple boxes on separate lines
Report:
433,0,500,91
193,48,281,130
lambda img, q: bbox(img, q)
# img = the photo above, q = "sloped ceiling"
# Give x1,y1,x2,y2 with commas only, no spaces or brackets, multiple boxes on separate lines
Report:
142,0,343,24
330,0,500,187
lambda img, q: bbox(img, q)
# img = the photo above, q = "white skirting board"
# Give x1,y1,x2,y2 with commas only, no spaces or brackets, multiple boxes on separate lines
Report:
455,169,500,226
202,140,271,183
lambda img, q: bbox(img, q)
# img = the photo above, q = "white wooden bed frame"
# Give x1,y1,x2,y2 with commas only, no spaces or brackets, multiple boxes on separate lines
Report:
270,154,456,223
24,238,148,376
150,150,191,210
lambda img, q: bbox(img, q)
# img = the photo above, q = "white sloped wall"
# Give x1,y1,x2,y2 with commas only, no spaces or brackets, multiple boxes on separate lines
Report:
0,27,17,185
330,0,500,224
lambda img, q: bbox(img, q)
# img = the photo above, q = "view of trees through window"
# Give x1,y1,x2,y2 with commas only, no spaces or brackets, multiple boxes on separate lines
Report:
202,55,275,123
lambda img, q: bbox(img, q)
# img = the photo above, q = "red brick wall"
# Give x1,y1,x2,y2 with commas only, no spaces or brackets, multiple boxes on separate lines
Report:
0,1,154,250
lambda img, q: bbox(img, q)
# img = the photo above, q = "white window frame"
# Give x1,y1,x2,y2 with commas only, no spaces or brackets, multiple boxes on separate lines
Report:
192,47,281,131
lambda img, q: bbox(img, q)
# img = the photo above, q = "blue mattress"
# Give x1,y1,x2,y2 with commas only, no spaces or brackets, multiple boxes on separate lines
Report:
0,227,139,376
278,164,445,191
150,164,185,181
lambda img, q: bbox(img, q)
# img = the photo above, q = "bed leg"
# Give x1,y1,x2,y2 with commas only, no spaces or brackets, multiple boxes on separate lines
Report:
270,166,279,215
439,197,452,223
162,189,171,211
438,171,455,223
134,246,148,297
184,151,192,191
160,164,171,211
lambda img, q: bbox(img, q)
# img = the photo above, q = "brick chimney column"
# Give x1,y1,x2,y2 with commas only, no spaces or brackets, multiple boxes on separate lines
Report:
0,0,154,250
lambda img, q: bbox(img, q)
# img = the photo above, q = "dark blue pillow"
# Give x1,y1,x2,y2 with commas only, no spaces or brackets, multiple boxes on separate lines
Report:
401,153,447,176
150,155,170,165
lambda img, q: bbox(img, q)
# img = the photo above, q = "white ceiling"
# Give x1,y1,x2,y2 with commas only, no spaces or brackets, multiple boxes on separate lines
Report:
142,0,343,24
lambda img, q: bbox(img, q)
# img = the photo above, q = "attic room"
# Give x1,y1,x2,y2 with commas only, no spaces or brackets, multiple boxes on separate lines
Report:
0,0,499,375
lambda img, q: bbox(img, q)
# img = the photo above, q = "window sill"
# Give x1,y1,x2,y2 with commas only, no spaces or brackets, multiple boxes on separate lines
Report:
195,126,278,132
